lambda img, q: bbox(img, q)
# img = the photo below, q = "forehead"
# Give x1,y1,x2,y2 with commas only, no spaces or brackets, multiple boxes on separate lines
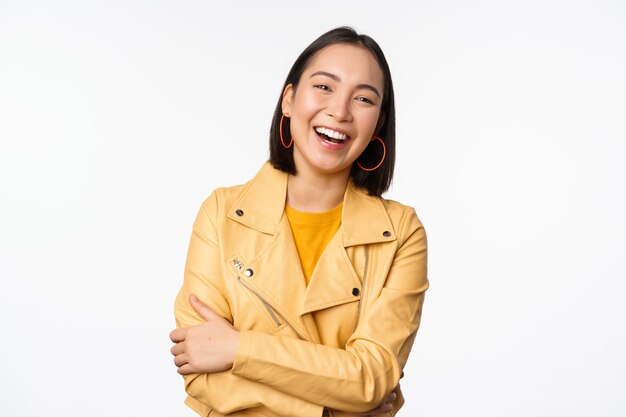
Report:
303,43,384,89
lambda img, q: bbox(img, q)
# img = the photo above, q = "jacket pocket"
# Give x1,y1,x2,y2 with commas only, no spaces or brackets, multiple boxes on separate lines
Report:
257,296,282,326
237,276,287,334
236,275,305,338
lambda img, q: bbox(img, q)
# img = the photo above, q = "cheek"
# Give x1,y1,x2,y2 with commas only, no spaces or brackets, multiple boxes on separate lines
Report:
357,109,382,135
290,93,324,135
294,90,324,117
290,112,311,138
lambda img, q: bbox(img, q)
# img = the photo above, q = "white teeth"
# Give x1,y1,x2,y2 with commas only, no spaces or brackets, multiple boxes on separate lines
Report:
315,127,348,141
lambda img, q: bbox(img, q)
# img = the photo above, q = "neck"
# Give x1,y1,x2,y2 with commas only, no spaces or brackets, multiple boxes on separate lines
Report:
287,165,350,213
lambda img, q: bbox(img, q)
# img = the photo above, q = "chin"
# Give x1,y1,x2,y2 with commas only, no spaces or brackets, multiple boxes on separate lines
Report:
310,160,351,176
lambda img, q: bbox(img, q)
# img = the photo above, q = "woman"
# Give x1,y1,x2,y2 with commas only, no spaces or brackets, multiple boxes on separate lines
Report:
170,27,428,417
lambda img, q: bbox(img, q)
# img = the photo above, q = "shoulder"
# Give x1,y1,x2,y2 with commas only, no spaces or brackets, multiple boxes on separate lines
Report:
380,197,426,244
198,161,287,220
198,183,246,220
380,198,423,225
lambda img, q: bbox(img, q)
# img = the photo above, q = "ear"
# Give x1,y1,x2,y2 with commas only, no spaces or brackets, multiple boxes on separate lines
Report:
281,83,294,117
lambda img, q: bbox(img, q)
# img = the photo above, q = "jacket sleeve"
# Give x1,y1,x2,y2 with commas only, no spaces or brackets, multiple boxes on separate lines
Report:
174,193,323,417
231,208,428,413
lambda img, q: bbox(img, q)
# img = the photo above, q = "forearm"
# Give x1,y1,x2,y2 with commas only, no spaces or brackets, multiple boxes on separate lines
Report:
233,330,402,412
184,371,323,417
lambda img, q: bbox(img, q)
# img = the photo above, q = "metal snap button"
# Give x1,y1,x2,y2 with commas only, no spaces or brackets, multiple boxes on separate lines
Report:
352,287,360,296
244,268,254,277
235,209,244,216
382,230,391,237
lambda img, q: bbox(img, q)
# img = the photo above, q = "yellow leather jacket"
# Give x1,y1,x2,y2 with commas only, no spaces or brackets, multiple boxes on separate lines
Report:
174,162,428,417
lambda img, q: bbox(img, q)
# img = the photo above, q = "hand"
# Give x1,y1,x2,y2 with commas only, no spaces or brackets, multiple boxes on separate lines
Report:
326,387,397,416
170,294,240,375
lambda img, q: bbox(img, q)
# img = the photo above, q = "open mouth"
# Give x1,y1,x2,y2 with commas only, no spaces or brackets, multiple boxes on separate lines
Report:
315,126,350,144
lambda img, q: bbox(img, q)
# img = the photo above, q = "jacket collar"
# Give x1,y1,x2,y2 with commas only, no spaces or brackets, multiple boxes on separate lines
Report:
228,161,396,246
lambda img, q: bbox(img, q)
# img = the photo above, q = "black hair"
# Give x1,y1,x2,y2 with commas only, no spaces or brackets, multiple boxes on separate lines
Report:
268,26,396,197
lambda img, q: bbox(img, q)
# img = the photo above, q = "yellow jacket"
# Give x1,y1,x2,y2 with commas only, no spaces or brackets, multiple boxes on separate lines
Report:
174,162,428,417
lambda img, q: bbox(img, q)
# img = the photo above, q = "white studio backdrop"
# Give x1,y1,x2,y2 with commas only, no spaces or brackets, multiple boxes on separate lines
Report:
1,1,625,416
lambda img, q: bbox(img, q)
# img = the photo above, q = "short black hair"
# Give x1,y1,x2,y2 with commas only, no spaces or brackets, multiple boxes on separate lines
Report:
268,26,396,197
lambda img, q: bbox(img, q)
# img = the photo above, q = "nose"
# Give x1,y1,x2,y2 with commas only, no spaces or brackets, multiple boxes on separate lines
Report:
326,93,352,122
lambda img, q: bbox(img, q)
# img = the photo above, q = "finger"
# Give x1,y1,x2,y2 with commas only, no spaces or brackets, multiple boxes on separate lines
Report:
353,402,392,416
189,294,219,321
173,353,188,367
382,390,396,403
169,328,186,343
170,342,184,356
177,363,194,375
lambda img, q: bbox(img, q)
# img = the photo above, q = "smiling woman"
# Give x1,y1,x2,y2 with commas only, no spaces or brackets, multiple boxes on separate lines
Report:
170,26,428,417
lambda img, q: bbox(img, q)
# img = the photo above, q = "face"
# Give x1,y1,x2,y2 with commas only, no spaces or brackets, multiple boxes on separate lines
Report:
282,43,385,178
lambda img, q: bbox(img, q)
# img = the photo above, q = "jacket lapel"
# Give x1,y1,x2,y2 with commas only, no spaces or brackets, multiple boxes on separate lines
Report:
301,181,397,315
227,162,287,235
341,181,396,247
236,216,312,339
225,162,311,339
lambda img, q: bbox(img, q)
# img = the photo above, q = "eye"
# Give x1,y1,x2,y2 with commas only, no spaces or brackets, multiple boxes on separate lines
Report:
355,96,375,104
314,84,332,92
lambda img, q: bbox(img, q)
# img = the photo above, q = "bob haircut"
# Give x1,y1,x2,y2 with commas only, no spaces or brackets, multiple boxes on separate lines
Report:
268,26,396,197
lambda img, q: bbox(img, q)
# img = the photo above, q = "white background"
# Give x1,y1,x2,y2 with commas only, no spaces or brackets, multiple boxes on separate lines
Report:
1,1,625,416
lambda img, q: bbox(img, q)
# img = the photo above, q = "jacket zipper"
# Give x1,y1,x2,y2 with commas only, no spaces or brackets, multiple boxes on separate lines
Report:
237,276,305,340
353,246,369,332
259,297,282,326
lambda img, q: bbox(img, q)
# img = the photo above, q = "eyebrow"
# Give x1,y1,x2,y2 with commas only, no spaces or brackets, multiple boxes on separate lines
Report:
309,71,381,98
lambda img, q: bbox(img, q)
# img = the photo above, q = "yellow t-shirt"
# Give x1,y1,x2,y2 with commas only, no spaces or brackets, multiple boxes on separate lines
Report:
285,203,343,286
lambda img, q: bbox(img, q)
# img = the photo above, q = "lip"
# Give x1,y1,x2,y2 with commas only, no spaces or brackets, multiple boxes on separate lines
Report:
314,125,352,140
313,127,351,150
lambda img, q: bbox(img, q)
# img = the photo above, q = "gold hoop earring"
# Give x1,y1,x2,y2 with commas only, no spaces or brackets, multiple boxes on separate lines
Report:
357,137,386,171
